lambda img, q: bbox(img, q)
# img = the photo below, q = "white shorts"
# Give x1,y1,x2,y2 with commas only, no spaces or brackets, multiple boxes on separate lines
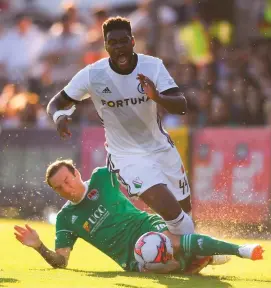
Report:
107,147,190,201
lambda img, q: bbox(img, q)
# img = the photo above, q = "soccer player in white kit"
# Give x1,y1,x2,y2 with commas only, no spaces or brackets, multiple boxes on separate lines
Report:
47,16,194,236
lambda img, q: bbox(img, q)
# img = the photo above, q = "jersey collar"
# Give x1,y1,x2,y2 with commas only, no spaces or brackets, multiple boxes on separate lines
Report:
70,181,89,205
109,53,138,75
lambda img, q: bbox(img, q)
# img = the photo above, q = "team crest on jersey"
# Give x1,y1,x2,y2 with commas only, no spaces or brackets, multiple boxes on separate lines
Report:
83,221,91,232
132,177,143,189
137,83,145,94
87,189,99,201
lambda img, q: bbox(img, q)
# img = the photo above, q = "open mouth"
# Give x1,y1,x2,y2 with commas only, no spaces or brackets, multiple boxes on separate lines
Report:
117,53,128,67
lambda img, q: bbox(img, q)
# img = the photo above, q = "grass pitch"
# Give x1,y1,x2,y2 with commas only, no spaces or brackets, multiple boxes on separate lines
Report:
0,219,270,288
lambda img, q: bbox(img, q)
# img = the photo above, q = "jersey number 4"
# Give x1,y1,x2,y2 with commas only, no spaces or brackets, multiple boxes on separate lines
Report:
179,176,189,195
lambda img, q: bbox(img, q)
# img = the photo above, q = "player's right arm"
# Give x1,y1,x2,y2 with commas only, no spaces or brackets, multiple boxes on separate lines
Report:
14,224,70,268
139,259,181,274
46,66,91,139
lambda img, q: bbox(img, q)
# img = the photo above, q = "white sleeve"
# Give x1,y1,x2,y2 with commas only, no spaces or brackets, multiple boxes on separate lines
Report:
64,66,91,101
156,61,178,93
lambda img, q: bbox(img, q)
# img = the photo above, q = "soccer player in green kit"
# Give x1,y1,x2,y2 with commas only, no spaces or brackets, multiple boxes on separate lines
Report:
14,159,264,274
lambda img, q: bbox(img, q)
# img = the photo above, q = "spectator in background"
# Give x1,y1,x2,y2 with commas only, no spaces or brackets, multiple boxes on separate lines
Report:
197,65,215,89
128,0,179,58
155,4,179,62
195,88,212,128
83,7,108,65
0,83,50,128
230,77,247,126
177,63,198,90
128,0,152,54
1,0,271,129
177,2,212,66
40,13,86,94
50,2,87,36
0,14,45,85
210,96,230,126
0,21,8,89
245,83,265,126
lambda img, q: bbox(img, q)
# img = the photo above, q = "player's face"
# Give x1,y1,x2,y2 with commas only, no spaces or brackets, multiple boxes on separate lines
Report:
49,166,84,202
105,29,135,71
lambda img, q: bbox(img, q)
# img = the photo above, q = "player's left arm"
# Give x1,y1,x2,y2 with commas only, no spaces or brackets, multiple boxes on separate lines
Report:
14,224,70,268
137,61,187,115
139,259,181,274
160,87,187,115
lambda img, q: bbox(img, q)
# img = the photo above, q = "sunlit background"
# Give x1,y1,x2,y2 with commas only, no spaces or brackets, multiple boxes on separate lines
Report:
0,0,270,236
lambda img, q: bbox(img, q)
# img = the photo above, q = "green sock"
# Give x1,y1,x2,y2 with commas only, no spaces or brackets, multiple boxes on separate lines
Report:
180,234,240,257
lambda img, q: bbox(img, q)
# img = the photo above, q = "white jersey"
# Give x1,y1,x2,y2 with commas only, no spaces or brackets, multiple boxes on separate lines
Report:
64,54,178,156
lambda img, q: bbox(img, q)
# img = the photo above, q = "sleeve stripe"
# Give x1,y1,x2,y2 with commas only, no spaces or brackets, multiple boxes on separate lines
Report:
56,229,74,234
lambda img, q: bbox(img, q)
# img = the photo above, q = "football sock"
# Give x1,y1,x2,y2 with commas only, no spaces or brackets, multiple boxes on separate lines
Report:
180,234,240,256
165,211,194,235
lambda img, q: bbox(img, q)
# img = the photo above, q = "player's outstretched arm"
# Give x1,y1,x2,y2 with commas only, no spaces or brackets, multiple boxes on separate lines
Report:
14,224,70,269
47,66,91,139
47,90,78,139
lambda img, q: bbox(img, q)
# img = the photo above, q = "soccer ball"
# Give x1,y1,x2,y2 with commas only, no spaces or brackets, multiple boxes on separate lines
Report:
134,232,174,271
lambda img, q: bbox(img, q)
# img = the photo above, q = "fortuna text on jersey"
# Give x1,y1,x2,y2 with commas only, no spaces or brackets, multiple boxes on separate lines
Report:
101,95,150,108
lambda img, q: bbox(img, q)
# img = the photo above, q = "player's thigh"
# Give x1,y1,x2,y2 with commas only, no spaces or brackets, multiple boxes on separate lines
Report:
156,148,191,203
140,184,183,220
107,153,168,197
107,153,184,219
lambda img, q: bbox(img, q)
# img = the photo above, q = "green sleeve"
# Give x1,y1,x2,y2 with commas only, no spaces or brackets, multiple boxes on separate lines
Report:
91,167,120,190
55,213,78,250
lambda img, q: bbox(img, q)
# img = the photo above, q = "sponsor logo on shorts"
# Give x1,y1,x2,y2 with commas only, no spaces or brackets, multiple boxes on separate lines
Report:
132,177,143,189
87,189,99,201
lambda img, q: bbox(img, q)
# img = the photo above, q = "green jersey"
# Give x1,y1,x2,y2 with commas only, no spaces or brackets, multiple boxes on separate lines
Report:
55,167,167,271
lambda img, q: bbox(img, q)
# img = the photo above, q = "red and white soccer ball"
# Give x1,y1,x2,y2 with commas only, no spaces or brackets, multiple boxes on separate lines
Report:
134,232,174,271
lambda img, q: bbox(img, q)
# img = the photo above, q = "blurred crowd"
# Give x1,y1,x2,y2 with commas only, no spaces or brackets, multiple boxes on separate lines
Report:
0,0,271,129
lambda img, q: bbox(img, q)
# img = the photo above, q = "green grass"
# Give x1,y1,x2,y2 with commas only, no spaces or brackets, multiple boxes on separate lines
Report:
0,219,270,288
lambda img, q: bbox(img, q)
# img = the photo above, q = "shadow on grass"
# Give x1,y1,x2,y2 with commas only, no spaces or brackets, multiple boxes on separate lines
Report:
66,269,234,288
218,275,271,283
0,278,19,287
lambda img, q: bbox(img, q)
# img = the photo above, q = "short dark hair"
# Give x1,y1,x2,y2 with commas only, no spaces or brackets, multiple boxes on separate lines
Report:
102,16,132,40
45,158,76,188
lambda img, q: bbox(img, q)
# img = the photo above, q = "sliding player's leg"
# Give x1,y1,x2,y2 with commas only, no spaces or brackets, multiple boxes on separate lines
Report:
180,234,264,260
161,231,264,274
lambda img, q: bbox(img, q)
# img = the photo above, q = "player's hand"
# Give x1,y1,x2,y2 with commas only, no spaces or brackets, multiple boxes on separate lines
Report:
137,73,159,101
14,224,42,249
56,115,72,139
184,256,212,275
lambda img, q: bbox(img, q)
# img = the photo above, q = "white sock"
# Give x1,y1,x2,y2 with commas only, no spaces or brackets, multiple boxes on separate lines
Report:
165,211,195,235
